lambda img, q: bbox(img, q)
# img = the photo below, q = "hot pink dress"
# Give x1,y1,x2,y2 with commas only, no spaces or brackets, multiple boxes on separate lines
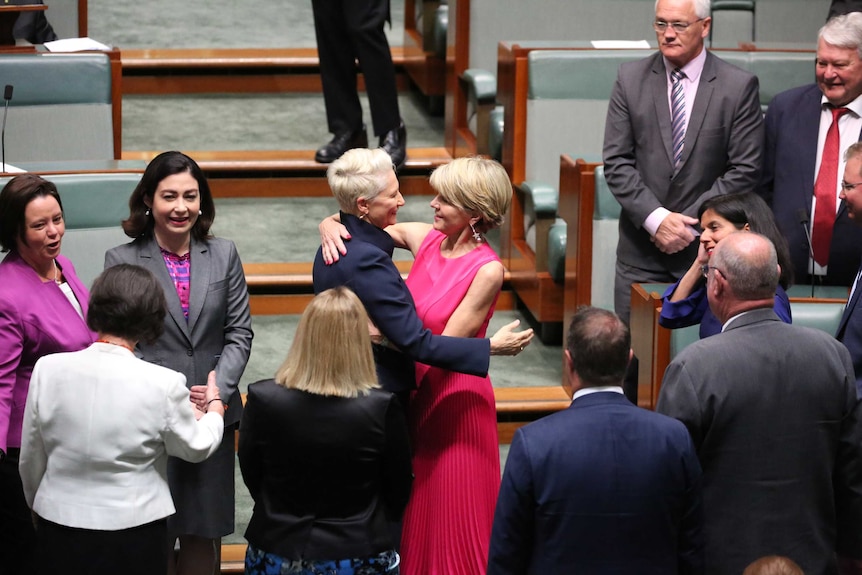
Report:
400,230,501,575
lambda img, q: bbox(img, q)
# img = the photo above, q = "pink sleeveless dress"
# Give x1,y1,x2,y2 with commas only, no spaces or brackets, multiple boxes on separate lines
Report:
400,230,501,575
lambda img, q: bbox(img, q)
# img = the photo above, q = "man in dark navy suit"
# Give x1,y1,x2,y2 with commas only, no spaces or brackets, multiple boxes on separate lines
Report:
837,141,862,395
759,13,862,288
488,306,703,575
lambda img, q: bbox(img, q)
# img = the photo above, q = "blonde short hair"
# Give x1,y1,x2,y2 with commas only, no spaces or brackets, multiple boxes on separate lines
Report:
429,156,512,233
327,148,395,214
274,287,379,398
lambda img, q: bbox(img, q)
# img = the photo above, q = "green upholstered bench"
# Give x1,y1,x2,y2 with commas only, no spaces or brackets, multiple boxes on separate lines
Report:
790,300,846,334
521,48,815,189
0,172,141,288
710,0,755,47
1,52,119,164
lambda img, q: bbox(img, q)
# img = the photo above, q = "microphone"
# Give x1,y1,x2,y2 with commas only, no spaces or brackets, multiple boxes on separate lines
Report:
797,208,815,298
2,84,12,174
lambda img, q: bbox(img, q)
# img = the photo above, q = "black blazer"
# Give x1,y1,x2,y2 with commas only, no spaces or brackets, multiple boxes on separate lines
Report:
238,380,412,560
312,212,490,394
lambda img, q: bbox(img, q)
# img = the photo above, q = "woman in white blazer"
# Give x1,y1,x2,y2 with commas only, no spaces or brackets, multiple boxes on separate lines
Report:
19,264,226,575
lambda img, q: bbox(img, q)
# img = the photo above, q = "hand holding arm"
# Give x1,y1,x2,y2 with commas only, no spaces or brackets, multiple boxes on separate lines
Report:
320,213,350,265
489,320,534,356
652,212,699,254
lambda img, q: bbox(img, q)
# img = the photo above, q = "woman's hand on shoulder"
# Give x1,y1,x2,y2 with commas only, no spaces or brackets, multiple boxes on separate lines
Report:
320,213,350,265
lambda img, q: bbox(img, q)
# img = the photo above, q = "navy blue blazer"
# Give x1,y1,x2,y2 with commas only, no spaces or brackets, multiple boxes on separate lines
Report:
760,83,862,287
837,279,862,396
488,392,703,575
312,212,490,394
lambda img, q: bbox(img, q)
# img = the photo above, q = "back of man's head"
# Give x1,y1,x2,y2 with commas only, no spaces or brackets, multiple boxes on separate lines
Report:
566,306,630,387
711,232,779,301
742,556,804,575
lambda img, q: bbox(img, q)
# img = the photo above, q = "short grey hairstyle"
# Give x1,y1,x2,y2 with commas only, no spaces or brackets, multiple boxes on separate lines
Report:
655,0,711,20
711,232,779,300
326,148,395,214
845,141,862,168
820,12,862,59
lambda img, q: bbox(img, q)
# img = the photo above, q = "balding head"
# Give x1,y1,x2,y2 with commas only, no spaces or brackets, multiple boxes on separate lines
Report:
706,232,780,323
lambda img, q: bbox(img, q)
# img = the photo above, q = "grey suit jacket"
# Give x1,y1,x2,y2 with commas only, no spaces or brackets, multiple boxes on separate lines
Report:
603,51,764,276
104,236,253,427
657,308,862,575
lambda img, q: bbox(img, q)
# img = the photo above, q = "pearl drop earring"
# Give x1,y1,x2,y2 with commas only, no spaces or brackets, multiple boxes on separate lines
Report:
145,208,150,216
470,222,482,242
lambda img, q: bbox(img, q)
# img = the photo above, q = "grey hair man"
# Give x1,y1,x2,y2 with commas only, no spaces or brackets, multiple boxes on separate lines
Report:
760,12,862,288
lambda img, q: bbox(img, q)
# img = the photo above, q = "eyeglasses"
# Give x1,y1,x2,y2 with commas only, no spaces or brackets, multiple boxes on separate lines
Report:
841,180,862,192
701,264,726,280
653,18,706,33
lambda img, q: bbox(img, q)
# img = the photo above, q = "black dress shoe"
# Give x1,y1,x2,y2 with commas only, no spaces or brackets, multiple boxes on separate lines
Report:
379,120,407,170
315,126,368,164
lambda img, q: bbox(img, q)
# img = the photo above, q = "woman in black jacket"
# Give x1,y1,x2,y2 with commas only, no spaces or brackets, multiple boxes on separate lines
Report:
238,286,412,574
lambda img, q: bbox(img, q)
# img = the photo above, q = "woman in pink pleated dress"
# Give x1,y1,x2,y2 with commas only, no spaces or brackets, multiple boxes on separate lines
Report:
384,157,513,575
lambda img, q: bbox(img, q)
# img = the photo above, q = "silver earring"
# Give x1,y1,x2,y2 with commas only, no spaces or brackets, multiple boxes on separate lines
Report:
145,209,150,216
470,222,482,242
199,210,203,215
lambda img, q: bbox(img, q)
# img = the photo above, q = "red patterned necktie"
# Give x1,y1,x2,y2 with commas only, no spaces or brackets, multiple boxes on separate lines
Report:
813,106,849,266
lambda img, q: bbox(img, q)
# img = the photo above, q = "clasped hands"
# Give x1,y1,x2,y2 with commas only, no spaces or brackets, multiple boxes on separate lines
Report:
189,370,224,420
651,212,699,254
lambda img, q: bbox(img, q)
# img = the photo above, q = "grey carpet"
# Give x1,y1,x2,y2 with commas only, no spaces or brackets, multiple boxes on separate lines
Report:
214,196,439,263
123,92,445,152
88,0,405,49
242,310,561,392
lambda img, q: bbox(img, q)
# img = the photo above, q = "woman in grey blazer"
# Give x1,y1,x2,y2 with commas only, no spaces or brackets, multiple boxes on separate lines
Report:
105,151,253,575
20,264,226,575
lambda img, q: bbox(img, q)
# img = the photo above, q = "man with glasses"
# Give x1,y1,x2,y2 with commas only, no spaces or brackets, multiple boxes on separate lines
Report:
759,12,862,288
658,231,862,575
603,0,763,330
836,141,862,394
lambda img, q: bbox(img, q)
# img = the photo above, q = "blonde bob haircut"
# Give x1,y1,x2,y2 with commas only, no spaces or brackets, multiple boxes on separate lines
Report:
429,156,512,233
327,148,395,215
274,287,379,398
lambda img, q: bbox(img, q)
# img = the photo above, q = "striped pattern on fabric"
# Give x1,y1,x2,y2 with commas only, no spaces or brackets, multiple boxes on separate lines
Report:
670,67,687,168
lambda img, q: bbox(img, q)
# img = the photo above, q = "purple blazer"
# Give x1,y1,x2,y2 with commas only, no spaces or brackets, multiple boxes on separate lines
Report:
0,251,94,452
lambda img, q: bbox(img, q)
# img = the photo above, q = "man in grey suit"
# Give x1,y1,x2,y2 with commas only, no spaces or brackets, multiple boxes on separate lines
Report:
657,232,862,575
603,0,763,325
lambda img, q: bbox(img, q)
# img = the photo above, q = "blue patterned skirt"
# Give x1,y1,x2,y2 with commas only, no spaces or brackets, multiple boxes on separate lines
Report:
245,545,400,575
